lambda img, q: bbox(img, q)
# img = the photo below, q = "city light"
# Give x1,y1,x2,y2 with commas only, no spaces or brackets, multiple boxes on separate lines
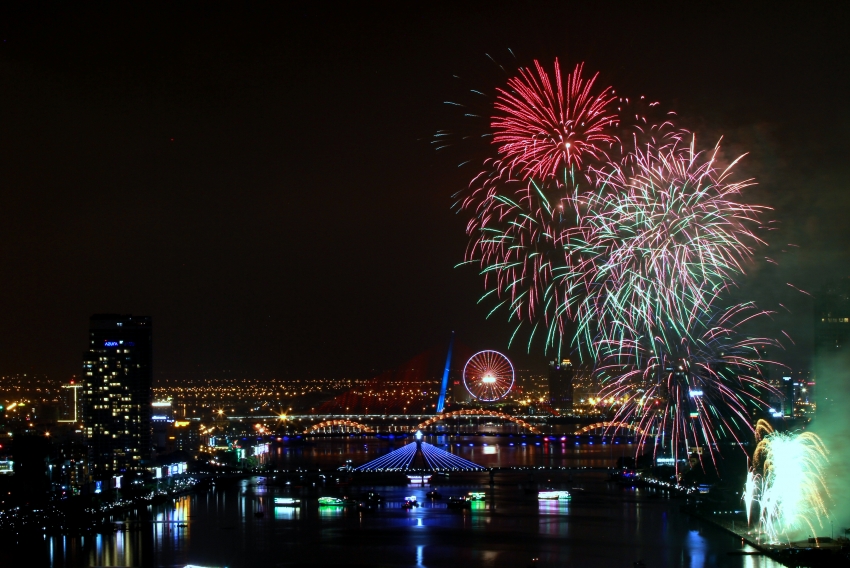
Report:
355,440,486,472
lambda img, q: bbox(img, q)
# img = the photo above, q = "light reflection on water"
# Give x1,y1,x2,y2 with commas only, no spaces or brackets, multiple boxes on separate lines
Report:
687,529,707,568
37,440,785,567
537,499,570,515
318,505,344,519
273,434,638,470
85,528,142,568
273,506,299,520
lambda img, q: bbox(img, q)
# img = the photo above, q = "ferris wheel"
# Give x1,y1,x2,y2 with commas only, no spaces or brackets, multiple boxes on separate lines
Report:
463,350,515,402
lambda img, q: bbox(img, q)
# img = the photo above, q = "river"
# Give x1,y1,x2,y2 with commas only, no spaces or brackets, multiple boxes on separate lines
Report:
32,435,781,567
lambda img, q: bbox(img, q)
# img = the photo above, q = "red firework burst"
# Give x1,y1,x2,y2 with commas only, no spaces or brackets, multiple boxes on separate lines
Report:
492,59,618,179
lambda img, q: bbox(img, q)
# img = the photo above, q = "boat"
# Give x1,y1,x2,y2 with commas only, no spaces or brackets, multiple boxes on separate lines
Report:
318,496,357,507
467,492,485,501
406,474,432,484
403,496,420,507
426,490,441,500
537,490,571,501
274,497,301,506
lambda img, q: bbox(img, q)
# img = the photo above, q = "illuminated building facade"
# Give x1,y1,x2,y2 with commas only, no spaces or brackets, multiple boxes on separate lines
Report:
82,314,152,480
166,420,197,453
548,359,574,413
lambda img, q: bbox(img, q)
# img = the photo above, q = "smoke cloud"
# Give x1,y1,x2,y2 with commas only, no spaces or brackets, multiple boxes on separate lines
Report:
810,350,850,536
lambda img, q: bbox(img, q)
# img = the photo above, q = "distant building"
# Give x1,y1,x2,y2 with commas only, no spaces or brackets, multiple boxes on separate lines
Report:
571,365,600,405
152,400,174,454
781,376,795,417
60,379,83,423
451,362,471,405
166,420,198,454
53,438,89,495
548,359,574,413
814,279,850,357
82,314,152,481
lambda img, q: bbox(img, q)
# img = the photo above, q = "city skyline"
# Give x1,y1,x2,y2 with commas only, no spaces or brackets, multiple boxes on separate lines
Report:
0,4,847,381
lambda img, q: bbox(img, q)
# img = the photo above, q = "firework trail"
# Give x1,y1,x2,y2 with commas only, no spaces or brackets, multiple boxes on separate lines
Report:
446,58,780,471
745,420,830,543
456,62,765,357
607,95,689,165
462,137,768,359
573,140,769,355
453,57,619,327
459,168,586,353
594,302,779,472
492,59,618,180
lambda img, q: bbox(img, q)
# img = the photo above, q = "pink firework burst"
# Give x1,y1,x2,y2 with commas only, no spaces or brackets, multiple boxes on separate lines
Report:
492,59,618,179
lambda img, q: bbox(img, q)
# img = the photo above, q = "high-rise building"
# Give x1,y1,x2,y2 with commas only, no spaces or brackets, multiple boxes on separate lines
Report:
151,400,174,455
814,279,850,358
781,375,795,417
548,358,574,413
82,314,152,481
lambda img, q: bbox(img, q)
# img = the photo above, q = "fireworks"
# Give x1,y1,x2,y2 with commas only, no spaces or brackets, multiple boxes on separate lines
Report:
446,56,782,473
492,60,618,179
595,302,779,470
574,141,768,354
608,95,688,165
745,420,830,543
462,139,767,361
460,170,585,353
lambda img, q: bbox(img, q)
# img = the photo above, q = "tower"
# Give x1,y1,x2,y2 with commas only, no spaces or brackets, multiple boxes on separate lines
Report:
436,332,454,413
82,314,152,481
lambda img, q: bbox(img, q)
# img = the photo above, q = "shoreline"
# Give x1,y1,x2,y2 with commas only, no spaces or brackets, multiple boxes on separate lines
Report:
684,507,848,567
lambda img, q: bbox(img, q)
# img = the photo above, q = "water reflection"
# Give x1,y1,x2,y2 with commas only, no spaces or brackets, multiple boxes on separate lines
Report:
86,529,142,567
151,495,191,557
538,500,570,538
272,434,637,470
273,506,299,520
687,529,707,568
537,500,570,516
318,505,345,519
37,441,786,568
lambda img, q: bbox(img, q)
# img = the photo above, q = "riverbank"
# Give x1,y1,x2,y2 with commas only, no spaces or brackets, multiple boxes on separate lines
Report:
0,475,206,538
684,507,850,567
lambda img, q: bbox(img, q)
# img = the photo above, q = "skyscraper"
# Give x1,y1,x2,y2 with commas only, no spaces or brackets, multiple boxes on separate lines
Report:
82,314,152,481
814,278,850,358
548,358,574,413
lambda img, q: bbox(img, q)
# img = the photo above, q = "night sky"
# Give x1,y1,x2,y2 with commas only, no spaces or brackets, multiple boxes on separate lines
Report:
0,3,848,381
